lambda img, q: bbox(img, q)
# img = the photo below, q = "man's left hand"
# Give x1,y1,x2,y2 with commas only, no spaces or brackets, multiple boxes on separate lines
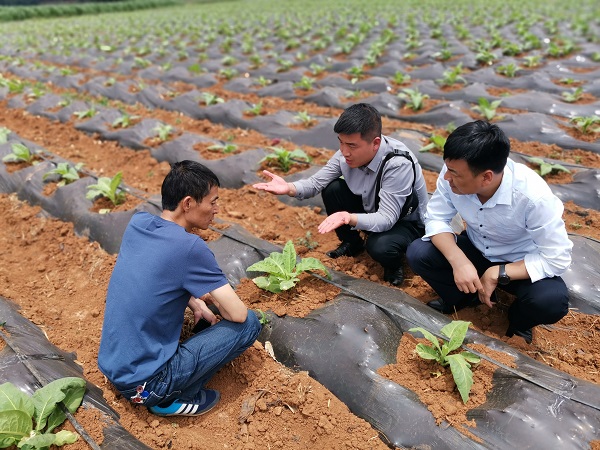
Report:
478,268,499,308
318,211,352,234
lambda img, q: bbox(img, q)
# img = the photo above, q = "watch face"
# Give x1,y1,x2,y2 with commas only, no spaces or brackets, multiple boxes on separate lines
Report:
498,275,510,285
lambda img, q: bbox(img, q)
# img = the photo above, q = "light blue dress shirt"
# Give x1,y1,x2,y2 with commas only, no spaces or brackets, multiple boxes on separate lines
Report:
292,135,429,233
424,158,572,283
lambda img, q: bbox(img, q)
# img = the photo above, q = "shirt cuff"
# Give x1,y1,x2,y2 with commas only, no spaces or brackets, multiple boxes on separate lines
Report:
523,253,545,283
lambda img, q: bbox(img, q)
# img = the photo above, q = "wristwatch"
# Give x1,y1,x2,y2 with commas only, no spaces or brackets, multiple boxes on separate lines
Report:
498,264,510,285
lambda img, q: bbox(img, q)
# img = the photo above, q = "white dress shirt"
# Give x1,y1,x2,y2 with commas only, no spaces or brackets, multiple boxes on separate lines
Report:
424,158,573,283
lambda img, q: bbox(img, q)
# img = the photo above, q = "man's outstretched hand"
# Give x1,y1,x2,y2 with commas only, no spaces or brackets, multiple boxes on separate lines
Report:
252,170,291,195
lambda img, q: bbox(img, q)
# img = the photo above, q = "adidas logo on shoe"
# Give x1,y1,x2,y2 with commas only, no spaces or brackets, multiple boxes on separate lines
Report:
149,389,220,416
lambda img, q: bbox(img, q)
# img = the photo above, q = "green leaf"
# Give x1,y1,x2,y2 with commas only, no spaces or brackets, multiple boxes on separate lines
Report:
539,162,553,177
32,377,85,432
414,343,441,361
279,278,298,291
0,383,34,418
408,327,442,354
247,258,287,279
18,431,56,449
0,410,32,448
281,241,297,275
446,353,475,403
295,257,331,278
460,351,481,364
441,320,471,353
52,430,78,446
252,276,282,293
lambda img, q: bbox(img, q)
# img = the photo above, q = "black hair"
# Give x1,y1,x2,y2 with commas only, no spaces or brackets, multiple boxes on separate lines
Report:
443,120,510,174
161,160,220,211
333,102,382,142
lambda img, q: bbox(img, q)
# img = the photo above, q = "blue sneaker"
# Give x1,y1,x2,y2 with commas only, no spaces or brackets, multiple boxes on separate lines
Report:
149,389,220,416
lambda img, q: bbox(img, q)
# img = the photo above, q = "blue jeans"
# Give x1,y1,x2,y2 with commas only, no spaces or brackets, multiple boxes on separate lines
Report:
118,313,261,408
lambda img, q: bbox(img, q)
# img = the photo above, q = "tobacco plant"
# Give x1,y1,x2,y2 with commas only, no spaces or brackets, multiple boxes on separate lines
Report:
526,156,570,177
294,111,314,127
409,321,480,403
153,123,174,142
260,147,311,173
43,162,84,187
472,97,502,120
85,171,126,206
419,134,446,153
0,377,86,449
246,240,330,293
0,127,10,144
2,142,37,164
398,88,429,111
570,115,600,134
561,87,583,103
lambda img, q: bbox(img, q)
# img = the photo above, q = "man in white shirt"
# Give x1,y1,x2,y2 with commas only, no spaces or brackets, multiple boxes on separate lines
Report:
253,103,429,286
406,120,572,343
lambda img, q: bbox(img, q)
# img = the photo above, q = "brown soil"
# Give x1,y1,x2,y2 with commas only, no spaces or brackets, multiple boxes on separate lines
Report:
1,68,600,450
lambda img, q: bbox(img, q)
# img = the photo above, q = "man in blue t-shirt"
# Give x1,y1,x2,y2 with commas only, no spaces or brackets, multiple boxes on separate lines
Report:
98,160,261,416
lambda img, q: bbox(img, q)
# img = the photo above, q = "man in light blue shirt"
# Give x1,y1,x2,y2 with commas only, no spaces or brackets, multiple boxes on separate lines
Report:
406,121,572,343
253,103,429,286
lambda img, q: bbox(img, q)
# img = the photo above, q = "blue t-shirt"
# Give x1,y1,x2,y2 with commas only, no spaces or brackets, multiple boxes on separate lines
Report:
98,212,228,388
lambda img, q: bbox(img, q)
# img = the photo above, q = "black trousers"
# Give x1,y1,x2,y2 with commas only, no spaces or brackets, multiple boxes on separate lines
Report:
321,178,424,269
406,232,569,331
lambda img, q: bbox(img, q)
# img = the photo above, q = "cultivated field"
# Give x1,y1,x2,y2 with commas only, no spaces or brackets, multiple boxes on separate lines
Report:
0,1,599,449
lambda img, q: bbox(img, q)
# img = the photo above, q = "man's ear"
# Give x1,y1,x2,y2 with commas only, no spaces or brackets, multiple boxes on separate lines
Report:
181,196,194,212
481,170,495,185
372,136,381,152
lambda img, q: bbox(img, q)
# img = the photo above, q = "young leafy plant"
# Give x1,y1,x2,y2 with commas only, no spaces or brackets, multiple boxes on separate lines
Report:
570,115,600,134
561,87,584,103
246,240,330,293
398,88,429,111
112,112,140,129
409,320,480,403
526,156,571,177
43,162,84,187
2,142,37,164
0,377,86,449
153,123,174,142
86,171,126,206
294,111,314,127
472,97,502,120
260,147,311,172
419,134,446,153
0,127,10,144
207,143,238,154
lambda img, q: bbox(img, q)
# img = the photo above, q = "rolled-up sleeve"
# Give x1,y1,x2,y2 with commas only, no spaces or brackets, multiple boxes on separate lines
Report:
423,169,458,239
523,195,573,282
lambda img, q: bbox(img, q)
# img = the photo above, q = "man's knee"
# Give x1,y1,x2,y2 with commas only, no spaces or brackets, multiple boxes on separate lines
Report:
244,311,262,342
406,238,432,270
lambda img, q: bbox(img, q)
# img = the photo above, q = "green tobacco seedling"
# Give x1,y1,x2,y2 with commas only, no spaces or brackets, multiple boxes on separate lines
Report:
0,127,10,144
409,320,480,403
2,142,37,164
526,156,570,177
472,97,502,120
247,240,331,293
86,171,126,206
43,162,84,187
260,147,311,173
419,134,446,153
153,123,174,142
0,377,86,449
207,143,238,154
